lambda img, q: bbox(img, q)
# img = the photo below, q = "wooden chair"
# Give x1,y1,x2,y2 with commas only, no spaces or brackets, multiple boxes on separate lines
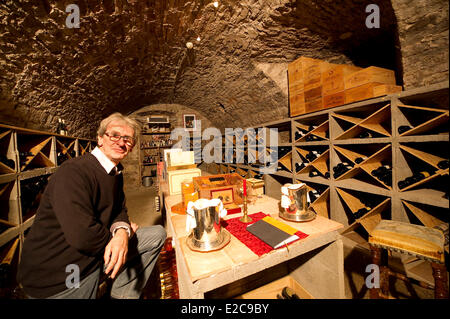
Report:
368,220,448,299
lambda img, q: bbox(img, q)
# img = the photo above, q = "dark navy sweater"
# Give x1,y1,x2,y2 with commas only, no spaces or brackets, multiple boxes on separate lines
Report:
17,154,129,298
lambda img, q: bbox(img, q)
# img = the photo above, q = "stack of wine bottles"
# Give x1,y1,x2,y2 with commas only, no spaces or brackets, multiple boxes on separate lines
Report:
56,118,68,136
19,151,34,167
332,161,354,178
20,175,50,219
305,150,322,162
398,168,436,190
357,131,373,139
295,162,306,172
157,238,179,299
295,125,328,141
308,188,327,203
278,146,291,159
371,164,392,186
352,197,378,220
438,159,449,169
57,149,76,165
0,154,15,170
308,168,330,178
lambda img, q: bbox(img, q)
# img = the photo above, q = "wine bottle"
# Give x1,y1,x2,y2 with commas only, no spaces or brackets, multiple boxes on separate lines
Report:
308,190,320,203
295,130,305,140
398,170,434,189
438,159,449,169
56,118,63,134
332,162,354,178
309,169,322,178
353,206,371,219
354,156,368,164
57,151,68,165
62,119,68,136
306,135,321,141
398,125,412,134
357,131,373,139
295,162,305,172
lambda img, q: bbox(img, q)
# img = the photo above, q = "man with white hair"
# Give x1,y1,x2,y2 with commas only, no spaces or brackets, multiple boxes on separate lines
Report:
18,112,166,299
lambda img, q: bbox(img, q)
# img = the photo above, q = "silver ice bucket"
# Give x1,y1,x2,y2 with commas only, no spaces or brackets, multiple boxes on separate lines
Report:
186,198,230,252
279,183,316,222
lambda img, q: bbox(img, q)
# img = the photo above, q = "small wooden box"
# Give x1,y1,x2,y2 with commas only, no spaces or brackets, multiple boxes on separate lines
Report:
344,66,396,90
289,93,305,117
247,178,264,196
304,86,322,103
193,173,244,205
323,91,346,109
300,57,323,89
305,97,322,113
322,64,362,95
345,82,402,104
167,168,201,195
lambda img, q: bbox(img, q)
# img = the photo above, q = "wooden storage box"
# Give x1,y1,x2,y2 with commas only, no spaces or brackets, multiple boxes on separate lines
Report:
167,168,201,195
192,173,244,205
247,177,264,196
167,150,194,167
288,56,326,117
345,82,402,104
323,91,346,109
344,66,396,90
289,93,305,117
322,64,362,96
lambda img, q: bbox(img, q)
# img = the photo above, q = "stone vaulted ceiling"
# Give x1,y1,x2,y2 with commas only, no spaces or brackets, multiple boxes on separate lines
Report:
1,0,404,137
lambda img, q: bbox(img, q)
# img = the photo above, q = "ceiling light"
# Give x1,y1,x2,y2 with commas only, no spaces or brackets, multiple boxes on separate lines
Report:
213,1,219,8
196,36,201,42
186,42,193,49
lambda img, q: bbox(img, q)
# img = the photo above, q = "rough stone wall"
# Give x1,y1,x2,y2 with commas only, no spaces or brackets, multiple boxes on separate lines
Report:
392,0,449,89
0,0,448,139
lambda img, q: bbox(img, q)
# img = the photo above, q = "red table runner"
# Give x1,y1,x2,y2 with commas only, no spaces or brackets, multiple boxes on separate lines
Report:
221,212,309,257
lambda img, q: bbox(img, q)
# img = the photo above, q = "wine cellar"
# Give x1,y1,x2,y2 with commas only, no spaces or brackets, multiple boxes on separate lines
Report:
207,82,448,233
0,0,449,303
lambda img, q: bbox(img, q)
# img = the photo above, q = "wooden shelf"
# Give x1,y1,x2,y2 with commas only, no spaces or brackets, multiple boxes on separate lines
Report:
206,82,448,250
0,123,95,268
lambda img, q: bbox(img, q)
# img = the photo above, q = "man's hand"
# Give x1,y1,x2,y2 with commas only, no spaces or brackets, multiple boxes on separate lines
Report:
104,228,129,279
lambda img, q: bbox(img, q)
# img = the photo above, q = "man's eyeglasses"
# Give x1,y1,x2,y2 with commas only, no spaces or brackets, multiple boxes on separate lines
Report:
104,132,135,146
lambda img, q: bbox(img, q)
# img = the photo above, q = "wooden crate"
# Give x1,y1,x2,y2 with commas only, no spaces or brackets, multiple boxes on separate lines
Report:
305,97,322,113
323,91,346,109
322,64,362,95
345,82,402,104
301,57,324,90
344,66,396,90
288,56,326,117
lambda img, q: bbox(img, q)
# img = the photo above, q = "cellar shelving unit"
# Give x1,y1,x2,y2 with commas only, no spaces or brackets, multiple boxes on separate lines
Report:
205,82,449,258
138,125,173,186
0,123,96,283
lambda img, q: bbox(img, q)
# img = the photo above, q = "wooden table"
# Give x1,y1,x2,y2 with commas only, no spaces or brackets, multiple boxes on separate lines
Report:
160,180,345,299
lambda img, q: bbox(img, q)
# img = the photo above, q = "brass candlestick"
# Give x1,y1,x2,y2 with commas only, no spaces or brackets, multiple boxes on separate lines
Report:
239,196,253,223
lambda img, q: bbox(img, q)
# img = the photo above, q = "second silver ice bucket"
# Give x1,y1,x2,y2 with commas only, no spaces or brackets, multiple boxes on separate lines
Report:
186,198,231,252
279,183,316,222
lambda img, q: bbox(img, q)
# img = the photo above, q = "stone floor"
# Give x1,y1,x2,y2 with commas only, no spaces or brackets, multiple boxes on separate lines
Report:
125,184,438,299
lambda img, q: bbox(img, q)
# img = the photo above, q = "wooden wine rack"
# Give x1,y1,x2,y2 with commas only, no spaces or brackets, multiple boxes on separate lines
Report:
0,124,96,287
204,81,449,247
